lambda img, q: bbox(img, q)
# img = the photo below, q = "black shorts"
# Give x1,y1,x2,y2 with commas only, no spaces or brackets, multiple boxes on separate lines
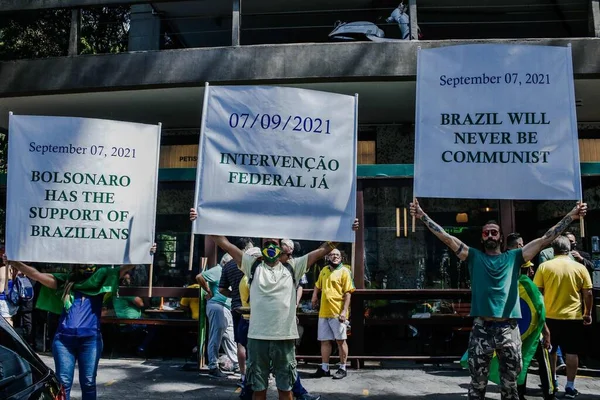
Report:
232,311,242,343
237,318,250,348
546,318,584,355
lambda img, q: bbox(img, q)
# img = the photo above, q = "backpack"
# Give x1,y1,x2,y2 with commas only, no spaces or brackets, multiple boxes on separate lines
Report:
248,259,297,287
7,280,19,306
10,275,34,304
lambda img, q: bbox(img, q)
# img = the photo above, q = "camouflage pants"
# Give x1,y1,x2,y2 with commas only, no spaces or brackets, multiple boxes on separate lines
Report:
468,318,522,400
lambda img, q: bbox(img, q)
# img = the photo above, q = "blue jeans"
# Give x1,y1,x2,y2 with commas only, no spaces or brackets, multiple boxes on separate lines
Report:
52,333,103,400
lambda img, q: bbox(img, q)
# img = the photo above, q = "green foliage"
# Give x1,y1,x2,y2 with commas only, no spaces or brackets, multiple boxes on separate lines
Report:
80,6,130,55
0,6,130,60
0,131,6,173
0,9,70,60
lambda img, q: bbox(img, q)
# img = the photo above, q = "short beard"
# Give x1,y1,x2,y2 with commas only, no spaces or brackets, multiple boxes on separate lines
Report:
483,239,500,250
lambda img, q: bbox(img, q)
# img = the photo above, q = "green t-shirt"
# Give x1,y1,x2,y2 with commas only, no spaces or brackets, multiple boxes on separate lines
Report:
467,248,524,319
113,296,142,319
202,266,231,309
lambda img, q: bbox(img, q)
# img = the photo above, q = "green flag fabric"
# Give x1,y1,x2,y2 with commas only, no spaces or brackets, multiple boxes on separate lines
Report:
36,267,121,315
460,275,546,385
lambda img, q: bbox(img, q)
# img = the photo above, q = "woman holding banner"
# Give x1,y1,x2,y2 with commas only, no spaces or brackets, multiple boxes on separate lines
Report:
4,244,155,400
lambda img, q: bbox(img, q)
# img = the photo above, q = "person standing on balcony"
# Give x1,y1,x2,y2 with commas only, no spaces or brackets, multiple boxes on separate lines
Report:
386,2,410,39
410,199,586,400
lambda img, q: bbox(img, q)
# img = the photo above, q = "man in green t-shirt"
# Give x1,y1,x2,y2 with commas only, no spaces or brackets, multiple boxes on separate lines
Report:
112,272,156,356
410,199,586,400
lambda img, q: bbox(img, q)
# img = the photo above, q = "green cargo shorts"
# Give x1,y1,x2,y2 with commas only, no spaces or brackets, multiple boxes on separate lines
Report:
247,338,297,392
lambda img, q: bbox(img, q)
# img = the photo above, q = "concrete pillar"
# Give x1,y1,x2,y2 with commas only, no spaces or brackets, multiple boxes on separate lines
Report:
499,200,516,242
408,0,419,40
128,4,161,51
591,0,600,38
232,0,241,46
68,9,81,56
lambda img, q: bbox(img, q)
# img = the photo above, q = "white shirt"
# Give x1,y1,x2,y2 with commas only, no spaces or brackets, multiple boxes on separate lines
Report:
240,253,309,340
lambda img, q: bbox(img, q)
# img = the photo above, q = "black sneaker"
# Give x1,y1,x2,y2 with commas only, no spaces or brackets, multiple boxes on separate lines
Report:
332,368,347,379
208,368,226,378
312,367,330,378
564,387,579,399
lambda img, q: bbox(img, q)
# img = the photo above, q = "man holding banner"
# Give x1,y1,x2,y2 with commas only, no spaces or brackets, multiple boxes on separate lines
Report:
410,199,586,400
207,225,357,400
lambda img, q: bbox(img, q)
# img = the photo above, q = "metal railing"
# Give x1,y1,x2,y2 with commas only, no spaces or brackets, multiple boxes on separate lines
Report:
0,0,597,61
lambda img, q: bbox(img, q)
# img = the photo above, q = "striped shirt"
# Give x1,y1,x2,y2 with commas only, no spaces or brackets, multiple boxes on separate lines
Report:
218,259,244,309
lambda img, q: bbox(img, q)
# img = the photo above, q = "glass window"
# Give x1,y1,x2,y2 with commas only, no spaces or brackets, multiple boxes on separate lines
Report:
0,317,47,397
363,179,499,289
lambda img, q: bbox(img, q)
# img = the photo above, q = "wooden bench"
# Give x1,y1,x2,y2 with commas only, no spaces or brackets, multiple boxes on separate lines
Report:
101,317,197,327
101,317,198,359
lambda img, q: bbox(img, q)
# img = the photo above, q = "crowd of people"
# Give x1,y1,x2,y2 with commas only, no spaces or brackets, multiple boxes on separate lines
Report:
411,199,591,400
189,208,359,400
1,199,596,400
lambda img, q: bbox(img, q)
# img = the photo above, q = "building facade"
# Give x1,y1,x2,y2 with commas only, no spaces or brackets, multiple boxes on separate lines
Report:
0,0,599,293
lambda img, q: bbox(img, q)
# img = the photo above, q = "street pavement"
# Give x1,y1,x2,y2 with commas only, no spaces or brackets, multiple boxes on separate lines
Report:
39,355,600,399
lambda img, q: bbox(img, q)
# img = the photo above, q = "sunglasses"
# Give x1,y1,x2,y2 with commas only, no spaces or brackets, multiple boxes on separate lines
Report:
482,229,499,238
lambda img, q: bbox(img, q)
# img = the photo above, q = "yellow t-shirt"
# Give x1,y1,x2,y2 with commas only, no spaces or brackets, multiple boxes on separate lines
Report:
315,265,355,318
180,284,200,320
238,277,250,320
533,255,593,320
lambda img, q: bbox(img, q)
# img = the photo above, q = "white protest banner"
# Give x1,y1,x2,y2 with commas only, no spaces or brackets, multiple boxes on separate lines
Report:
414,44,581,200
193,85,357,242
6,115,160,264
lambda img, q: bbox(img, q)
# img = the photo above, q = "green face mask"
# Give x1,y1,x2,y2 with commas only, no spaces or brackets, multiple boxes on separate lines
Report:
262,242,281,263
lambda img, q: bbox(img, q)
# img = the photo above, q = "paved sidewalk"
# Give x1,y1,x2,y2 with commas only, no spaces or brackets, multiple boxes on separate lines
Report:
40,355,600,399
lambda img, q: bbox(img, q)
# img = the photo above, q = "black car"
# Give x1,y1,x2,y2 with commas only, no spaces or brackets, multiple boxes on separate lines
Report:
0,316,65,400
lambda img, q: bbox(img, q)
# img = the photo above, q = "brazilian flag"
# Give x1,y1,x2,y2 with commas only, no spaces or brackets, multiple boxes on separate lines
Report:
460,274,546,385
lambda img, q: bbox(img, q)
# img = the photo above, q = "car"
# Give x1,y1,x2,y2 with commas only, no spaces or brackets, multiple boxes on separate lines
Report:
0,316,65,400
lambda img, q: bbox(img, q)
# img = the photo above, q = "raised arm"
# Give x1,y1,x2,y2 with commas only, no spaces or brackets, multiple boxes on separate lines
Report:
410,199,469,261
190,207,244,267
6,258,57,290
306,219,359,267
522,202,587,262
208,235,243,267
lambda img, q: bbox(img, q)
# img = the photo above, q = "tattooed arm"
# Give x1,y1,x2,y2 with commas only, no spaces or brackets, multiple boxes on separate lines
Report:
522,202,587,263
410,199,469,261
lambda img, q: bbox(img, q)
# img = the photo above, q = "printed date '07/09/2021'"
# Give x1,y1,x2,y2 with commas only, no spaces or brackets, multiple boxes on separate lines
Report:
228,113,332,134
29,142,137,158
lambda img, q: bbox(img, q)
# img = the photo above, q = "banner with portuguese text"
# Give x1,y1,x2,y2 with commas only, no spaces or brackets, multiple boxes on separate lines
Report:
6,115,160,265
414,44,581,200
192,85,358,242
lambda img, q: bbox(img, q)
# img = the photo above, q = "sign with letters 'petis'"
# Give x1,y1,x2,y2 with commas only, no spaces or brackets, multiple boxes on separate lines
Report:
193,85,357,242
6,115,160,265
414,44,581,200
